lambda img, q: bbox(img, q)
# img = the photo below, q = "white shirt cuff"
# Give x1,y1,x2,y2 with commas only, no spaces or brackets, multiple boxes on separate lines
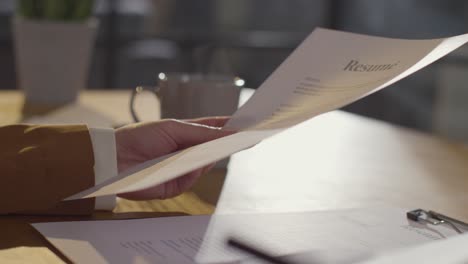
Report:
88,127,117,210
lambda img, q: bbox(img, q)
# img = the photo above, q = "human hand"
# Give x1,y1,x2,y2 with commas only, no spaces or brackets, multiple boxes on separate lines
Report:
115,116,233,200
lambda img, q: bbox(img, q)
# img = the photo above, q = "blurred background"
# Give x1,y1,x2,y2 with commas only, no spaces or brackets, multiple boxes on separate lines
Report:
1,0,468,139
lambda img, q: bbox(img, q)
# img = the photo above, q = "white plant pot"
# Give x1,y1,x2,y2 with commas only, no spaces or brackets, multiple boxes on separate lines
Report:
13,16,98,105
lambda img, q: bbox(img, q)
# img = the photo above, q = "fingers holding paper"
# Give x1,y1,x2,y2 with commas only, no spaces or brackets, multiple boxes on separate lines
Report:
118,162,217,200
115,116,235,200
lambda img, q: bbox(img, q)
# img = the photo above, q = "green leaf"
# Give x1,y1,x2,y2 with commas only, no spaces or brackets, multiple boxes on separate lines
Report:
71,0,94,21
17,0,94,21
17,0,37,19
43,0,68,20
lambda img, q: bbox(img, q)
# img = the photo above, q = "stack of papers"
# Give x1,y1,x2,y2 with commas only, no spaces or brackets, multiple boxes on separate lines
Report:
33,207,460,263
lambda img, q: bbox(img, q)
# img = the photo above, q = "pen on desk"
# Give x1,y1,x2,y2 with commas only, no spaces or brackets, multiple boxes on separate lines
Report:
226,237,295,264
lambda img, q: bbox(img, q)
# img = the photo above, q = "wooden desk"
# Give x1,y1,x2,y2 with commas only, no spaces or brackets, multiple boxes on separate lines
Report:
0,90,135,125
2,90,468,262
0,90,224,263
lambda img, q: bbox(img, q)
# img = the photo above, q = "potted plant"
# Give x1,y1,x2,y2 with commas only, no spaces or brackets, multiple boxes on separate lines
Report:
13,0,97,112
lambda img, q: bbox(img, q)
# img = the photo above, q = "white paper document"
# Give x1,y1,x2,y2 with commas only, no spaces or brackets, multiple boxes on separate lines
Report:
357,232,468,264
33,207,459,264
278,232,468,264
69,28,468,199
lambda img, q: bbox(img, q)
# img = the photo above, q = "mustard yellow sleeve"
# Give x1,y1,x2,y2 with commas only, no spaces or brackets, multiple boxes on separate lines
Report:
0,124,95,215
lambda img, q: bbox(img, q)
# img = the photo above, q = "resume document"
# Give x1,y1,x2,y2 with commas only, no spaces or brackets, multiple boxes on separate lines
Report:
68,28,468,199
